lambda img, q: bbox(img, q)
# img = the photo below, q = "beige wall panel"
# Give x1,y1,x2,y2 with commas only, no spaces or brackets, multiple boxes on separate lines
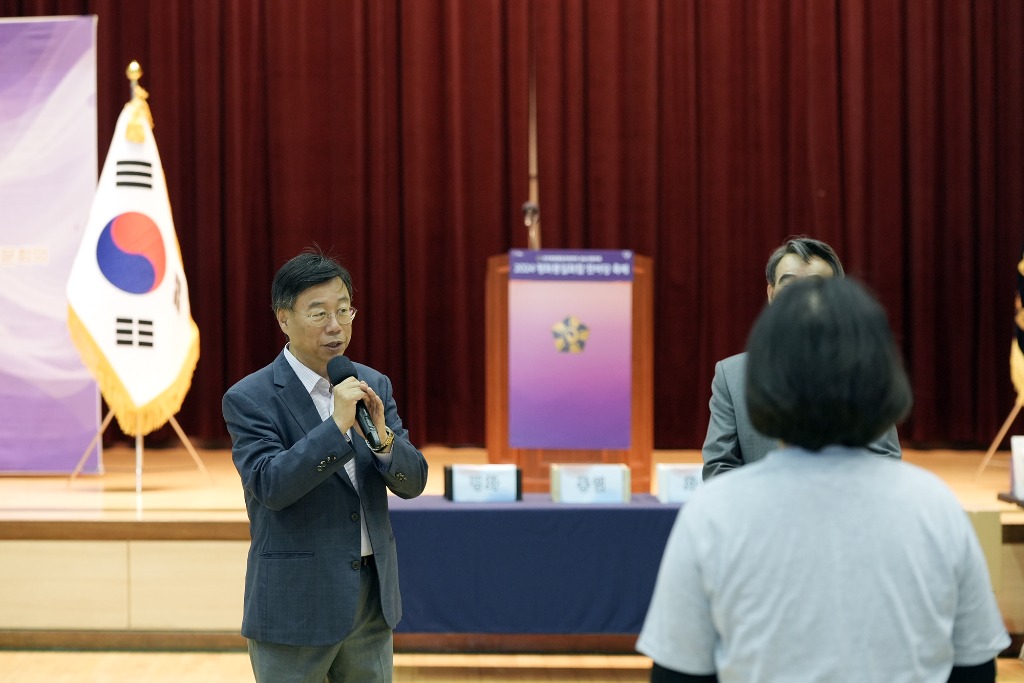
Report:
129,541,247,630
1001,544,1024,634
967,510,1002,590
0,540,128,629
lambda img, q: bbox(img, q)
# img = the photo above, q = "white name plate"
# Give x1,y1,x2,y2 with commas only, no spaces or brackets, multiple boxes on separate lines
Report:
655,463,703,503
1012,436,1024,500
444,464,522,502
550,464,630,504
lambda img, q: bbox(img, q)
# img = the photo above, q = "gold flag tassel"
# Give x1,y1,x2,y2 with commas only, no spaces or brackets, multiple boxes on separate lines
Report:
1013,268,1024,397
67,307,200,437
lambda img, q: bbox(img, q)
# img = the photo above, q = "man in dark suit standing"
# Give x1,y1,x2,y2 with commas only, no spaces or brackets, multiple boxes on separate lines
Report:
223,249,428,682
701,236,901,480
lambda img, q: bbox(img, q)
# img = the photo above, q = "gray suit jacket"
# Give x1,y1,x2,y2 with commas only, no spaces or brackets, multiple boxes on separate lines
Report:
222,352,428,647
701,352,901,480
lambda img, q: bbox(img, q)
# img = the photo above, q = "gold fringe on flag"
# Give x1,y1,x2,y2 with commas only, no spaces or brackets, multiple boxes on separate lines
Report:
1015,253,1024,396
67,306,200,436
1012,339,1024,398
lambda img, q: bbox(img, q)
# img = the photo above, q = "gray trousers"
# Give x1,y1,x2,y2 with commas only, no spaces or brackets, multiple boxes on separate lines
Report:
248,561,393,683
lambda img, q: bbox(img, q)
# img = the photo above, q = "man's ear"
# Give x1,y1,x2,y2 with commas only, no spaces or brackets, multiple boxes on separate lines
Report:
276,310,290,336
766,283,775,304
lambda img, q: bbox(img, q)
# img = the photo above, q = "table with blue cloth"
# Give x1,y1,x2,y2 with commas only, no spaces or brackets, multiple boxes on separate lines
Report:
388,493,681,634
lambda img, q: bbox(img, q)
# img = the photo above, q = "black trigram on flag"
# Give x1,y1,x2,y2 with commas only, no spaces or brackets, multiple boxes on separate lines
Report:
116,160,152,189
116,318,154,347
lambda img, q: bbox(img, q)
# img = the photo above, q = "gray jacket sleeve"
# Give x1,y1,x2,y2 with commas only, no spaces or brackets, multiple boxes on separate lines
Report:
701,360,742,480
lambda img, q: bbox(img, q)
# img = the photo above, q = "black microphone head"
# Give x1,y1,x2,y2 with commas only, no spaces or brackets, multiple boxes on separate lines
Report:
327,355,358,385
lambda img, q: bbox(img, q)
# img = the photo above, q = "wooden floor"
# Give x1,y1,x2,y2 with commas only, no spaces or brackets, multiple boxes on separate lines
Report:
1,445,1023,681
0,652,649,682
0,651,1020,682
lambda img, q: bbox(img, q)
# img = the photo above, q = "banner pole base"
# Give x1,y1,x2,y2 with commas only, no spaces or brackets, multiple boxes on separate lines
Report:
67,410,115,487
168,415,214,483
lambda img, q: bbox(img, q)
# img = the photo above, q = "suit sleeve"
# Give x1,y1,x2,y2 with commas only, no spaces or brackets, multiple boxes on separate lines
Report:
369,372,428,499
223,385,358,511
701,361,742,480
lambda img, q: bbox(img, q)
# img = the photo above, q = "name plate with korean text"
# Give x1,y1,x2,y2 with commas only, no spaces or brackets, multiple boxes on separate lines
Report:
1012,436,1024,500
655,463,703,503
550,464,630,504
444,464,522,503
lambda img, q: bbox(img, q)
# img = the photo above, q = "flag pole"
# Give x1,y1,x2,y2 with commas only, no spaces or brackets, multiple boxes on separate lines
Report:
974,396,1024,479
136,418,144,495
523,0,541,250
67,60,205,489
66,410,115,486
168,415,213,480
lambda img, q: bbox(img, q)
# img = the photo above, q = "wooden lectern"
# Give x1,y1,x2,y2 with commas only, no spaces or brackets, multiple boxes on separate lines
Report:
484,253,654,493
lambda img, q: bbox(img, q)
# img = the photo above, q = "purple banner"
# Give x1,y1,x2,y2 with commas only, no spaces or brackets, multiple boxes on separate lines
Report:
0,17,101,473
508,251,632,449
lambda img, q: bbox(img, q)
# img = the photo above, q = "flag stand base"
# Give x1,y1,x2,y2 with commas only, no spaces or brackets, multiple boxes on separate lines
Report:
67,412,213,493
975,394,1024,480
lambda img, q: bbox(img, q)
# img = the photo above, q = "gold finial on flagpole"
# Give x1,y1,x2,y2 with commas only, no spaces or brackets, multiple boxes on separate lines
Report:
126,60,142,93
124,60,153,143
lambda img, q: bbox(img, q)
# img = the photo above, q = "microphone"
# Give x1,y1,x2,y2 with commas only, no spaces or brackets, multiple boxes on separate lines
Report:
326,356,382,450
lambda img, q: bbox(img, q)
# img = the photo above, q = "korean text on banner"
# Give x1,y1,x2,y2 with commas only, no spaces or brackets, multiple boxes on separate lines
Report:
0,16,101,473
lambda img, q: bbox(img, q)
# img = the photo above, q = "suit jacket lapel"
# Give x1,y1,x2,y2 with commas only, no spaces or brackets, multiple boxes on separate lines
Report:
272,353,326,438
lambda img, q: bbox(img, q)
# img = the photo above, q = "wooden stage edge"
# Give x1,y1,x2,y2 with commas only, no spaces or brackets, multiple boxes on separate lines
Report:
0,630,1020,658
0,445,1022,654
0,630,640,654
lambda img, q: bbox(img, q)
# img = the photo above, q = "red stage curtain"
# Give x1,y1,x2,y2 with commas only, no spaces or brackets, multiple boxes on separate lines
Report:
3,0,1022,450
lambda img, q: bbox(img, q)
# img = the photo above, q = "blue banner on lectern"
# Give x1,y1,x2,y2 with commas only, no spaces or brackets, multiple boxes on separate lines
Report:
508,250,633,449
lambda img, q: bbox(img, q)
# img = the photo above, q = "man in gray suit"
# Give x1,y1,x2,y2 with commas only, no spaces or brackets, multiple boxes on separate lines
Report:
223,249,428,682
702,237,901,480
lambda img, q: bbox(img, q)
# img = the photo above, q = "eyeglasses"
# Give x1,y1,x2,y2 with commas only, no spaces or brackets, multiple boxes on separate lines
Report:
302,307,357,327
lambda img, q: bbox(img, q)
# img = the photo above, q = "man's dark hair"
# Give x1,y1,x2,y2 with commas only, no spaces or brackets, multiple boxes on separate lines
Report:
271,247,354,313
765,236,845,285
745,277,911,450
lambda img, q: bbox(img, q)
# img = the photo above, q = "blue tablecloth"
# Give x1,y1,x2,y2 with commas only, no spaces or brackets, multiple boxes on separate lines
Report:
389,493,681,634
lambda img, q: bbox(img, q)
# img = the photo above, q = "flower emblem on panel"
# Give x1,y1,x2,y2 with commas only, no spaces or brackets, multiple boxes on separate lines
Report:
552,315,590,353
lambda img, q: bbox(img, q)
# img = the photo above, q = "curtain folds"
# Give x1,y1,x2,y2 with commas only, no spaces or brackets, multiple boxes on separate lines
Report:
3,0,1021,449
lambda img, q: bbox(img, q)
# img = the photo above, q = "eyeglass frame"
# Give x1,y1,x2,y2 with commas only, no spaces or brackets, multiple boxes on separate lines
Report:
300,306,358,327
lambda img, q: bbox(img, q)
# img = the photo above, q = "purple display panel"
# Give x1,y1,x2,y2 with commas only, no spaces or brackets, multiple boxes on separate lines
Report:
508,251,633,449
0,17,101,473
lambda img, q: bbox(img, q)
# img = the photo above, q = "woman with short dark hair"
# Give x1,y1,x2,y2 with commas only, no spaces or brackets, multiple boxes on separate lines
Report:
638,277,1008,683
745,274,911,450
